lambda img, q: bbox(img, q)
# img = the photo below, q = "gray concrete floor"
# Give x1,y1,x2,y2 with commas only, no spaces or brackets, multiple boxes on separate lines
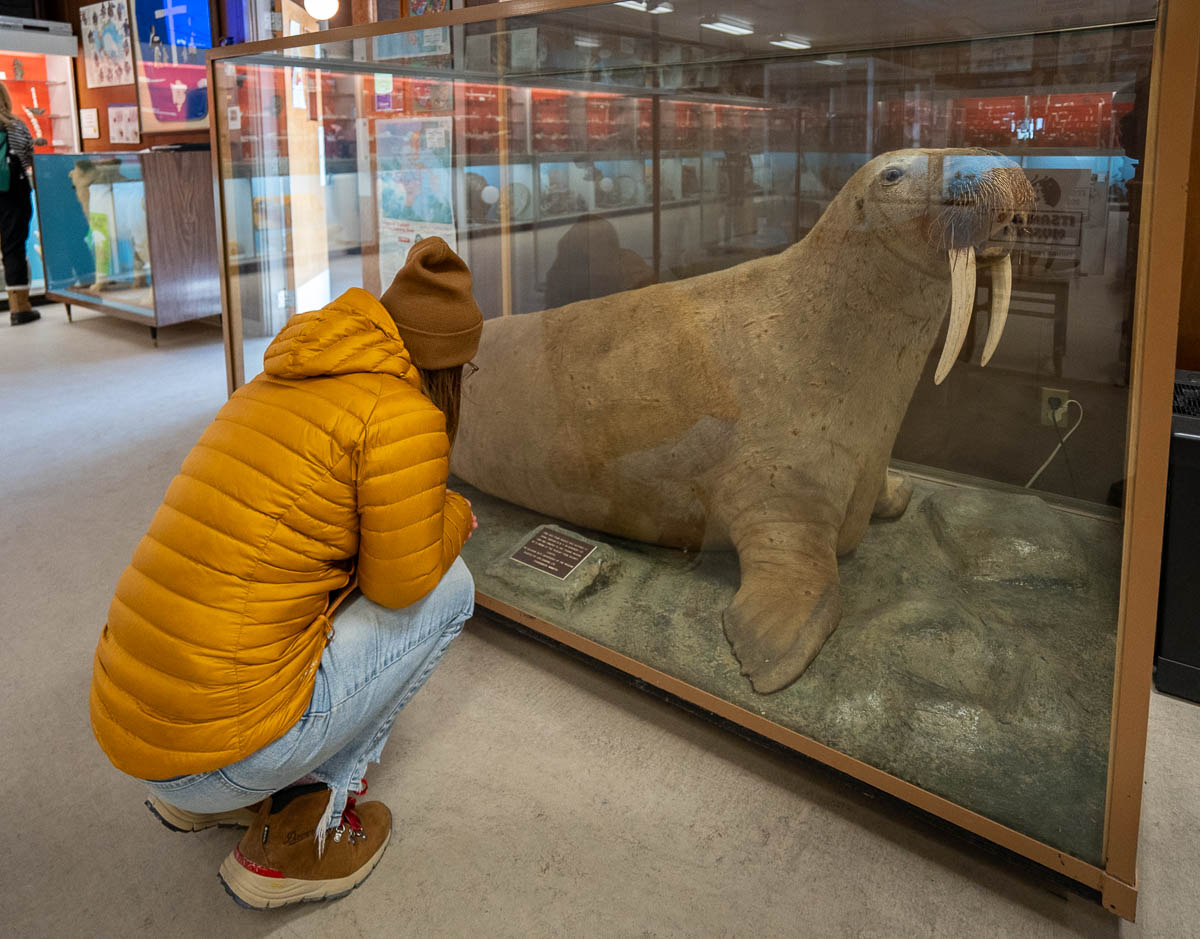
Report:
2,307,1198,938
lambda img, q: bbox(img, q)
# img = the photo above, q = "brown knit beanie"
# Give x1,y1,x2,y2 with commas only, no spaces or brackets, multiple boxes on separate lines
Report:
380,237,483,370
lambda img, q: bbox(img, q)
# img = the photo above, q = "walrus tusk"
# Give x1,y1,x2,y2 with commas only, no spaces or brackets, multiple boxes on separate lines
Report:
980,254,1011,367
933,246,976,385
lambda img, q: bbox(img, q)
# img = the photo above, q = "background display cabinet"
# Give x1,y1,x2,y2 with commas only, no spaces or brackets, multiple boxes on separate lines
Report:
0,27,82,295
35,149,222,341
209,0,1196,918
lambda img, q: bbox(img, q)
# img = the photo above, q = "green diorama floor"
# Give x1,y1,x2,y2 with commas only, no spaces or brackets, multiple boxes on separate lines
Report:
456,474,1120,867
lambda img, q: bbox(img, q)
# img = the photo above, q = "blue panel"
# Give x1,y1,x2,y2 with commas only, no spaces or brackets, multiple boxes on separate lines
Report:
134,0,212,124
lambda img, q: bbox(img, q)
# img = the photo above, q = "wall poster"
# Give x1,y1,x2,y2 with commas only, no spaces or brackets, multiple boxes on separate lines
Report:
375,116,456,285
375,0,450,60
132,0,212,132
108,103,141,143
80,1,135,89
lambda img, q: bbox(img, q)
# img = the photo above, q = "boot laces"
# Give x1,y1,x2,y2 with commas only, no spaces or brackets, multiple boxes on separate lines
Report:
331,779,369,844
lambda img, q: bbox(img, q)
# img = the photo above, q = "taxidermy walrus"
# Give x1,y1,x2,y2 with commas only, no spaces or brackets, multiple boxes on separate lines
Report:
452,149,1035,693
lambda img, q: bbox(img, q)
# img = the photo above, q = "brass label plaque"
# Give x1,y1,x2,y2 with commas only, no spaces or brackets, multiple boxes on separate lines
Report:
510,528,596,580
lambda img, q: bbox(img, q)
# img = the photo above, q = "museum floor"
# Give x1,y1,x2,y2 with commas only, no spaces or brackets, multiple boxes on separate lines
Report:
3,308,1198,938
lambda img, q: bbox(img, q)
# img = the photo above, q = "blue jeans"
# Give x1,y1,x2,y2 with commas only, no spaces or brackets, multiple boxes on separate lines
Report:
144,557,475,837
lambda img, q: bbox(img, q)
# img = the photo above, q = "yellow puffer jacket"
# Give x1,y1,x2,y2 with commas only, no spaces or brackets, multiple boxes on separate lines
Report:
89,288,474,780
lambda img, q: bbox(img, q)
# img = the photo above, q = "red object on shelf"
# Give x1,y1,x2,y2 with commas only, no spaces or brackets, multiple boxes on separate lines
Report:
0,52,53,152
954,95,1023,148
1030,93,1114,148
531,88,572,152
952,91,1118,148
463,83,500,155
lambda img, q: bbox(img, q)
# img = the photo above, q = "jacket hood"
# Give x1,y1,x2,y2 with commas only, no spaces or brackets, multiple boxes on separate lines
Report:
263,288,417,382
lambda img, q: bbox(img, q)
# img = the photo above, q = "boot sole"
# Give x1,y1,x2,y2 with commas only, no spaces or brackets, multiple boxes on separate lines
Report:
145,798,257,833
216,829,391,910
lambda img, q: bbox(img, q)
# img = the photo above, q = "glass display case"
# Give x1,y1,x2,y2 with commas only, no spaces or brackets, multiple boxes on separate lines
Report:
0,42,83,294
34,149,223,340
0,45,80,153
209,0,1195,918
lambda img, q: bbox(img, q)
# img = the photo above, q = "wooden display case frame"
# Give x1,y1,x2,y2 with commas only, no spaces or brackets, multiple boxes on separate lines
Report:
206,0,1199,920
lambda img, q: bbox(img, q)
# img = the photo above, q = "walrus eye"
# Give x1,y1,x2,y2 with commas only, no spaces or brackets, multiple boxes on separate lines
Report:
881,167,905,184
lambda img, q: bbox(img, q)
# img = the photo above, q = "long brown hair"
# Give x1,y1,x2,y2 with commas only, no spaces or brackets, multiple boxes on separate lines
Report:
0,83,13,127
417,365,464,448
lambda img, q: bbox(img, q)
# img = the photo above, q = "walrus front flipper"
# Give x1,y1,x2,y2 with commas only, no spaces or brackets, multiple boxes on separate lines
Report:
721,519,842,694
872,469,913,519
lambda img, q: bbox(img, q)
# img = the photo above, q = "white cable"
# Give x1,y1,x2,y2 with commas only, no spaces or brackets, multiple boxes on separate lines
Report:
1025,399,1084,489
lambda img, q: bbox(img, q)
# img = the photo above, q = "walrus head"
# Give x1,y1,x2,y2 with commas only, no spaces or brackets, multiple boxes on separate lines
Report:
852,148,1036,384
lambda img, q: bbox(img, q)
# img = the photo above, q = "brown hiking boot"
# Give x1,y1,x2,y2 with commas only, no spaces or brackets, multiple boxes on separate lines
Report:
145,796,260,833
217,783,391,910
9,288,38,325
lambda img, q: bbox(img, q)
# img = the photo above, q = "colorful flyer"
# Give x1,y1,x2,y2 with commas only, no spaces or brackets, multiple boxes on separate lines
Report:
374,116,456,285
132,0,212,131
374,0,450,59
80,1,135,89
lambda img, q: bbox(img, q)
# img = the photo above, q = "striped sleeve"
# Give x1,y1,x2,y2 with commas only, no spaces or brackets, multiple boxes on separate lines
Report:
7,119,33,170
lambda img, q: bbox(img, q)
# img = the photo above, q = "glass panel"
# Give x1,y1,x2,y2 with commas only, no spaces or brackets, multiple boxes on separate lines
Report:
214,0,1158,867
34,152,153,315
0,49,81,292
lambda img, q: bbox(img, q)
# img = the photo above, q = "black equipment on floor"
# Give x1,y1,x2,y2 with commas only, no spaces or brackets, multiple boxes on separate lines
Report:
1156,369,1200,703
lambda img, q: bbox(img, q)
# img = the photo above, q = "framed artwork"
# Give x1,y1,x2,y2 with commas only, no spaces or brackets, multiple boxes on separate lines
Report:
132,0,212,132
80,1,135,89
108,104,141,143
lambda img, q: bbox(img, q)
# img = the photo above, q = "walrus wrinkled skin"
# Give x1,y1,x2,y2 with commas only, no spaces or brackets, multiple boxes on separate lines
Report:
452,149,1035,693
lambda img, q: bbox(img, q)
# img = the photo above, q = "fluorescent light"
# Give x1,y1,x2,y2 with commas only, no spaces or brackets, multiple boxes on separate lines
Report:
815,55,845,66
769,34,811,50
614,0,672,13
700,15,754,36
575,36,601,48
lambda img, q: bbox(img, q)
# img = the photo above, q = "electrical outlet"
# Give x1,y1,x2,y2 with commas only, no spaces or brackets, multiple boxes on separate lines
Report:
1040,387,1070,427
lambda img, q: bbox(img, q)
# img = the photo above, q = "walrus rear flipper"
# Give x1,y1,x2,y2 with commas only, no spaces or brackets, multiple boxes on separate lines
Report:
721,517,842,694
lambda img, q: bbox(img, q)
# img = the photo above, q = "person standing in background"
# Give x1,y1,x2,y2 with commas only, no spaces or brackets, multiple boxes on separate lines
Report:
0,82,37,326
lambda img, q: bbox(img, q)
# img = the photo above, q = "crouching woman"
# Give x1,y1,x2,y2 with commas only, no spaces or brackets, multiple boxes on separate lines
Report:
89,238,482,909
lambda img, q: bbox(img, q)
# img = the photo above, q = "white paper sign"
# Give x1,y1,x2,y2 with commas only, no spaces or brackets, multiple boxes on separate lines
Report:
80,107,100,140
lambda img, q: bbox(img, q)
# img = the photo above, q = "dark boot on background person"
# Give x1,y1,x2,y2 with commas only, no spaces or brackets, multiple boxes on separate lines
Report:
9,289,38,325
217,783,392,910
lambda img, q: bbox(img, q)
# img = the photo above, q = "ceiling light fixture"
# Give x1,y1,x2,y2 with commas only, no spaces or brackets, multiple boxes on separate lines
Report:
769,33,811,50
700,15,754,36
303,0,338,20
575,36,601,47
614,1,649,10
648,1,674,12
